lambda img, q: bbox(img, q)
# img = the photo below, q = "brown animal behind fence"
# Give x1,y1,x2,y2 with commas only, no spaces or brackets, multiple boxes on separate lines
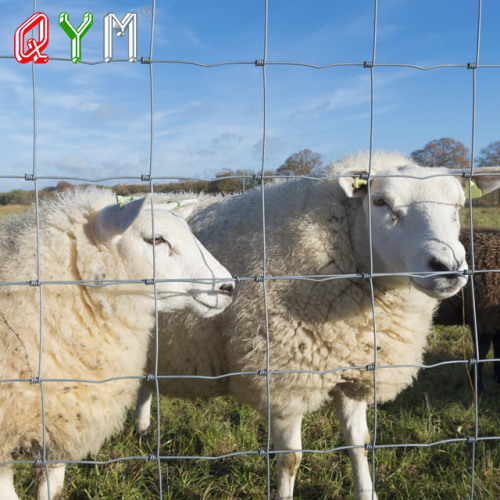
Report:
435,227,500,393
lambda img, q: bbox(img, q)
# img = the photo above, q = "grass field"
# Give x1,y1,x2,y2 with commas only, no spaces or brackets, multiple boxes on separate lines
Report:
10,327,500,499
1,200,498,228
462,203,500,229
0,204,28,220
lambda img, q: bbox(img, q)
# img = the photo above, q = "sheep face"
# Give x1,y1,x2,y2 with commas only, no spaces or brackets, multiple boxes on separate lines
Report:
340,165,468,299
92,197,235,318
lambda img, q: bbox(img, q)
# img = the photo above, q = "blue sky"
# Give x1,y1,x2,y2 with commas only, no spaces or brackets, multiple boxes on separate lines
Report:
0,0,499,192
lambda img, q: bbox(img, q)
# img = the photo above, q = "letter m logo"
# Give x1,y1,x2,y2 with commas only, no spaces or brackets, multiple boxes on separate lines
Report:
103,13,138,63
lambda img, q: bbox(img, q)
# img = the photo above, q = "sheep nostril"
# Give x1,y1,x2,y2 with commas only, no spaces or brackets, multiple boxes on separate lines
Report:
429,257,450,273
219,283,234,296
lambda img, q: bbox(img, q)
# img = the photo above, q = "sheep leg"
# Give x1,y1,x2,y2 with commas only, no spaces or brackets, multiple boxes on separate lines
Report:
271,413,303,500
134,383,154,435
333,391,377,500
36,464,65,500
492,330,500,384
0,465,19,500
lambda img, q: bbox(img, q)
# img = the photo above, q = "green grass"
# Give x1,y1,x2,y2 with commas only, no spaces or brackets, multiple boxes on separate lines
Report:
12,325,500,499
460,201,500,230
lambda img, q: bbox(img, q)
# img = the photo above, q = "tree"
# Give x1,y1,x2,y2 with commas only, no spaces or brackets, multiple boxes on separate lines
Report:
410,138,469,168
276,149,323,176
1,189,35,206
477,140,500,167
208,169,254,194
476,140,500,205
207,169,241,194
54,181,74,191
44,181,74,193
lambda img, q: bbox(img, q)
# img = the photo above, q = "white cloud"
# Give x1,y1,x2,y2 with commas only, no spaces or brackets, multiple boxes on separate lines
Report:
251,136,287,163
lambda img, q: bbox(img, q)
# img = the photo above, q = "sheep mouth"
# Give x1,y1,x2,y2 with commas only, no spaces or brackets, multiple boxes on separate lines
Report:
193,292,233,311
411,274,468,299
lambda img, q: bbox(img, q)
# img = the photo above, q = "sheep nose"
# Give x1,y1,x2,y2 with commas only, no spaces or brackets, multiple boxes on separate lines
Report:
429,257,451,273
429,255,466,274
219,283,234,296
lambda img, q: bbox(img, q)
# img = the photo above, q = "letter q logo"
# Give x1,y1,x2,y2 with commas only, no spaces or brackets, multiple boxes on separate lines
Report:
14,12,49,64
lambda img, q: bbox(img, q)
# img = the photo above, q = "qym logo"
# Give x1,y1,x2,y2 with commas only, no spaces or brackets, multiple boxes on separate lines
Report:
14,11,138,64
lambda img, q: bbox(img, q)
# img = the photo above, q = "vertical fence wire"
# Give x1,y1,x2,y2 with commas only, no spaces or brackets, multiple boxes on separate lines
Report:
366,2,379,497
143,1,164,497
1,1,499,499
29,0,52,497
258,1,273,497
467,1,483,497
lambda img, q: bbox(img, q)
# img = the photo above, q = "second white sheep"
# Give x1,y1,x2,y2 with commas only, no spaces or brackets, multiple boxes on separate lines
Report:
136,152,500,499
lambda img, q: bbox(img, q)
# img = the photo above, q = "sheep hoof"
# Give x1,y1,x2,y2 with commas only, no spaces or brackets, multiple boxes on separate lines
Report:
135,425,151,438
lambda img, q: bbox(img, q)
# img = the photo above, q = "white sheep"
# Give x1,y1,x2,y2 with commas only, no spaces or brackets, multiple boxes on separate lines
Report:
135,152,500,499
0,188,235,500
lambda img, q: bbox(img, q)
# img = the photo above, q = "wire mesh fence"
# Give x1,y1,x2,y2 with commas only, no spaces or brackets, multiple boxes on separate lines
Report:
1,0,499,499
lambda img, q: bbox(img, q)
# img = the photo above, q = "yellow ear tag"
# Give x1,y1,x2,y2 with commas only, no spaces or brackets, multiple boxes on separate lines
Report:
465,179,482,199
117,195,143,210
163,200,182,209
353,177,368,190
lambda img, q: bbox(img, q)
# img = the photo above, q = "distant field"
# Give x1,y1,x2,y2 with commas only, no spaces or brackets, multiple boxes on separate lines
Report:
0,200,499,228
463,204,500,229
0,204,28,220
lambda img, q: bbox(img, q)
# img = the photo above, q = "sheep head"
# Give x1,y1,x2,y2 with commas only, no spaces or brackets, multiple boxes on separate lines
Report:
86,195,235,318
338,164,474,299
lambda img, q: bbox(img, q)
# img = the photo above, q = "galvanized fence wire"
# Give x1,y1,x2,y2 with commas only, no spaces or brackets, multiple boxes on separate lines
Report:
467,1,483,495
28,0,53,497
259,2,273,496
1,0,500,499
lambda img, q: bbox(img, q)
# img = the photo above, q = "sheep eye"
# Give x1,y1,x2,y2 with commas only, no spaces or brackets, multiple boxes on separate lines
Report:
373,198,387,207
144,236,169,247
372,198,399,224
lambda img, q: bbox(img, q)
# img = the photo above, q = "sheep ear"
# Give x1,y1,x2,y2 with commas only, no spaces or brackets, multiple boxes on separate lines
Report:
338,173,369,198
162,199,198,220
454,167,500,197
95,196,149,240
470,167,500,196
